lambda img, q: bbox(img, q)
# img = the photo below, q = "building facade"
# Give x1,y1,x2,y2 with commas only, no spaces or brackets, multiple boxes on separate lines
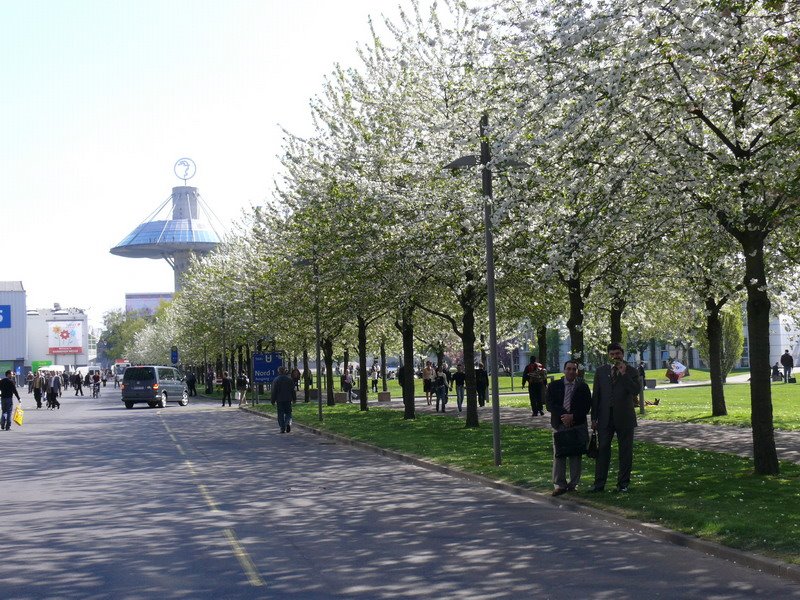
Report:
0,281,27,377
26,305,90,371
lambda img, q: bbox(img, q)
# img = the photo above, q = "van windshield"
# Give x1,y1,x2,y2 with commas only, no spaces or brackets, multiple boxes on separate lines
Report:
123,367,156,381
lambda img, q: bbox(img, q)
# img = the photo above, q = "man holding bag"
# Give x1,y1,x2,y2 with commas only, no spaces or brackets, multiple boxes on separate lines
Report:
546,360,591,496
1,370,22,430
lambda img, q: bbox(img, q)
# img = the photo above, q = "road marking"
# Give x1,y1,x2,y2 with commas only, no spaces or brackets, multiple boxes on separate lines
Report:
161,416,265,587
197,483,220,512
224,528,266,587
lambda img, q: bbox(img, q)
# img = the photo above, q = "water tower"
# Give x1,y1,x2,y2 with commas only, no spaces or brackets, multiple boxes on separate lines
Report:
110,159,221,291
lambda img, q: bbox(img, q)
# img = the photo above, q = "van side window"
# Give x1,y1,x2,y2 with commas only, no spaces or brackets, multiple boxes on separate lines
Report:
158,368,173,381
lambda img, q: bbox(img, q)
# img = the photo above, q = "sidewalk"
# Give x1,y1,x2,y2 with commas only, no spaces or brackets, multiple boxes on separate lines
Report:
377,397,800,465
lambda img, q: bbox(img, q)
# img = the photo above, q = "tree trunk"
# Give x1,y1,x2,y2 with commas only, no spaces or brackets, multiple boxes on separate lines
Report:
302,348,310,402
357,315,368,411
566,276,585,365
322,336,335,406
741,237,779,474
461,300,479,428
610,298,626,346
480,333,487,368
401,307,416,419
245,345,251,380
705,298,727,416
536,325,547,366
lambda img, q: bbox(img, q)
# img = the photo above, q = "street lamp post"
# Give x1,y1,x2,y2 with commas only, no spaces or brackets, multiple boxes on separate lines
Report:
445,113,527,467
313,260,323,422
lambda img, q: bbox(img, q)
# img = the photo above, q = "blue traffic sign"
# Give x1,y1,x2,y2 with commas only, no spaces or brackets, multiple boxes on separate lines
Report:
253,352,283,384
171,346,179,364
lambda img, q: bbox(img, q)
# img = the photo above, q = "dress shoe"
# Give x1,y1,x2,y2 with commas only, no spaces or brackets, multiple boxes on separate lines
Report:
566,485,577,492
286,424,291,433
280,428,286,433
552,487,568,497
615,485,629,493
587,486,605,493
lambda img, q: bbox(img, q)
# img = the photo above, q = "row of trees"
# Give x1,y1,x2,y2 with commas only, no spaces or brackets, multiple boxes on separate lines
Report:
106,0,800,475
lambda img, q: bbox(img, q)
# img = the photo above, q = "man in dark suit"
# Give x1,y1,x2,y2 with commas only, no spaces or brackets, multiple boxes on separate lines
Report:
590,342,641,493
271,366,297,433
546,360,592,496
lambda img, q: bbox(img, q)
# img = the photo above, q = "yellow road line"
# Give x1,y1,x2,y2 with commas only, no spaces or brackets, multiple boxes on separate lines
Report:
224,528,266,587
162,417,264,587
197,483,220,512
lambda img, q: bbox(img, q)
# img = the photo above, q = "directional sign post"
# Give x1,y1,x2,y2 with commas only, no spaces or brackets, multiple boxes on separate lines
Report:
171,346,179,365
252,351,283,404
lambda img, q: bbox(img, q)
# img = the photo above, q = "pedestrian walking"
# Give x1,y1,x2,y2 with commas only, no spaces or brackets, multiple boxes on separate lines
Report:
73,372,84,396
1,370,22,431
780,349,794,383
236,371,249,406
186,372,197,397
452,363,466,412
221,371,232,407
47,371,61,409
422,361,435,405
342,368,354,403
434,366,449,412
546,360,591,496
589,342,641,493
26,371,34,394
32,372,45,409
291,367,301,391
475,363,489,407
271,366,296,433
523,356,547,416
206,369,215,394
371,360,380,393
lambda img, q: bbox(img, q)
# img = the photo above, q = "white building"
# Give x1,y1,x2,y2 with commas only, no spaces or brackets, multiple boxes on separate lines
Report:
26,305,90,371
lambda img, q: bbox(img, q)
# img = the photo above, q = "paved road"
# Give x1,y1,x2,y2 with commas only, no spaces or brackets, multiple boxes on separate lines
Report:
3,387,799,599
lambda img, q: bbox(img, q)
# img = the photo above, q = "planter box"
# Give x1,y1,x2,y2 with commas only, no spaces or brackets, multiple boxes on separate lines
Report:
334,392,348,404
645,379,656,389
378,391,392,402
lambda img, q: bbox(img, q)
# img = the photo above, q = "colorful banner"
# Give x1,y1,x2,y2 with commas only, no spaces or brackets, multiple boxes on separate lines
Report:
48,321,84,355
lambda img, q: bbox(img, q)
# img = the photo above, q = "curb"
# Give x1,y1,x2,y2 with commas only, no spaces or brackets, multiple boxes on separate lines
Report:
240,406,800,585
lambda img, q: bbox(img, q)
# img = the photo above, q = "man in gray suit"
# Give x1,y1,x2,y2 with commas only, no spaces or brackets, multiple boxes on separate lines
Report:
589,343,641,493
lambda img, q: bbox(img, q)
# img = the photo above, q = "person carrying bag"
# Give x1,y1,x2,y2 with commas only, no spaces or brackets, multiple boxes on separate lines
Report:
545,360,592,496
1,370,22,431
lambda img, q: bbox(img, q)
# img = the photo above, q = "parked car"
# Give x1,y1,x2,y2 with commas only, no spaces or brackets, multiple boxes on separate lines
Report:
121,366,189,409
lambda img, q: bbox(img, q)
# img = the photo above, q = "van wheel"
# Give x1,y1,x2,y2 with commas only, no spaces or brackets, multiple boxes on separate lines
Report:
179,390,189,406
124,401,133,409
160,392,168,408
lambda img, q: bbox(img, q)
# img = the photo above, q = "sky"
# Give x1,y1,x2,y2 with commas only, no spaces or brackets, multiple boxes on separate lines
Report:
0,0,406,328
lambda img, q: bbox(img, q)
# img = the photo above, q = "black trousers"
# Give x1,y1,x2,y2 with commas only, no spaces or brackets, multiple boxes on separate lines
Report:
528,383,544,414
593,424,634,489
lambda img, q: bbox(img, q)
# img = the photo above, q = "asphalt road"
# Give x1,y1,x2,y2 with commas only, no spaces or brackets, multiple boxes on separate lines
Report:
2,386,799,599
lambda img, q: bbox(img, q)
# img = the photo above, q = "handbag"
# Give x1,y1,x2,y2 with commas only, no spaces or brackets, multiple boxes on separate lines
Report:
13,404,24,426
554,426,588,458
587,431,598,459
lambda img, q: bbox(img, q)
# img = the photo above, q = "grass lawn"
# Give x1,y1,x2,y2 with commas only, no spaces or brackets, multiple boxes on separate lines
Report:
253,402,800,564
500,379,800,430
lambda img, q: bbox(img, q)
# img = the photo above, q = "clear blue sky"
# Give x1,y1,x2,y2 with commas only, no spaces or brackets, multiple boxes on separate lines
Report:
0,0,405,327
